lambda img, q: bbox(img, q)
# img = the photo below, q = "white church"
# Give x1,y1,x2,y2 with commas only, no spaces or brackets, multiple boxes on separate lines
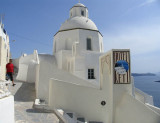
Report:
13,3,160,123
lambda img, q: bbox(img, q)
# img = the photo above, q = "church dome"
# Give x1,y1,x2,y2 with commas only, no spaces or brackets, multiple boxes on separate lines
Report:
59,16,98,31
73,3,85,7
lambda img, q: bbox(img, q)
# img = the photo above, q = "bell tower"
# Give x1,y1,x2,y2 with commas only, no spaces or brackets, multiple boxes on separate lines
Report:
70,3,88,18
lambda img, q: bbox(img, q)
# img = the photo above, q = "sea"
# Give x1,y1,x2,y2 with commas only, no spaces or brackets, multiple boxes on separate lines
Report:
134,73,160,108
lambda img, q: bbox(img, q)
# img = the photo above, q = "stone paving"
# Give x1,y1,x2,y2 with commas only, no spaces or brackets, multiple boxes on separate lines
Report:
9,79,60,123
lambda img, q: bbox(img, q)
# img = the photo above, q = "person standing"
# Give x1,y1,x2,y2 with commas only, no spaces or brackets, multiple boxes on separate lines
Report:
6,59,16,86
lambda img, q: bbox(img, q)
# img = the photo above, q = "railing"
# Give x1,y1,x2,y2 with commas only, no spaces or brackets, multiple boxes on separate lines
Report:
0,80,11,99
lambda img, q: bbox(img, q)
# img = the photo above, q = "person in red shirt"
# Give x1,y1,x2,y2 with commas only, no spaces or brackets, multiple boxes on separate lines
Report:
6,59,16,86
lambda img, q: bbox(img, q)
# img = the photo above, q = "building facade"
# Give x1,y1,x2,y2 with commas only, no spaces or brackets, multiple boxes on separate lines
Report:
0,22,10,80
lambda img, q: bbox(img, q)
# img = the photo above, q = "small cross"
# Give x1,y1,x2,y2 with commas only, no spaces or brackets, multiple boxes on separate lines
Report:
78,0,80,3
0,14,5,24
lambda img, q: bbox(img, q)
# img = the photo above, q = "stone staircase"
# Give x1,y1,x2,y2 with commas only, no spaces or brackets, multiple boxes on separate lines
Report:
33,99,103,123
56,109,103,123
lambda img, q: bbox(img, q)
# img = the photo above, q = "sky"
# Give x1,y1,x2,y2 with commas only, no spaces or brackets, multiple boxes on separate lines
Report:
0,0,160,73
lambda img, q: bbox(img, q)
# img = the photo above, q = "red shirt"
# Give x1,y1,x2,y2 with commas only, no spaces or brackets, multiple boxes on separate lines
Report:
6,63,14,73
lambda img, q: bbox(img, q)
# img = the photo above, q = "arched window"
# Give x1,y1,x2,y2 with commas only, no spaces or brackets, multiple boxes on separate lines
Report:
54,41,56,53
86,38,91,50
81,10,84,16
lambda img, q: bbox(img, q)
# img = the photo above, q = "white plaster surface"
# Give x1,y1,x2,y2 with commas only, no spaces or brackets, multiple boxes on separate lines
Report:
49,50,160,123
12,58,19,69
36,53,99,104
16,64,28,81
146,103,160,114
0,23,10,80
60,17,97,31
16,51,38,83
48,51,114,123
114,93,160,123
0,95,14,123
135,87,153,105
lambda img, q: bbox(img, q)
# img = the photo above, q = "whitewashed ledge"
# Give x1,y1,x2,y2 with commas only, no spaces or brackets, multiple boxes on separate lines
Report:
0,80,14,123
0,80,12,99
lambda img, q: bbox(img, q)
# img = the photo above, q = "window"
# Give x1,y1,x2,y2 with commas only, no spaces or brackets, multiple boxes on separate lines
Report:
54,41,56,53
87,38,91,50
88,69,95,79
81,10,84,16
70,12,72,17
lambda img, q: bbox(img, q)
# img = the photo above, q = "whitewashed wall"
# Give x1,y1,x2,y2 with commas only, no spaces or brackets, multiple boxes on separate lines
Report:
35,54,56,103
36,53,100,104
48,49,160,123
53,30,79,54
16,51,38,83
53,29,103,83
134,88,153,105
114,93,160,123
0,95,14,123
70,6,88,18
78,30,102,53
0,23,10,80
0,35,10,80
48,51,114,123
12,58,19,69
53,29,103,54
83,52,103,83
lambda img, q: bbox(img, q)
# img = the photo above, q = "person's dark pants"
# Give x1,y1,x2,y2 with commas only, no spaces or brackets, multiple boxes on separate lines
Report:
7,72,13,81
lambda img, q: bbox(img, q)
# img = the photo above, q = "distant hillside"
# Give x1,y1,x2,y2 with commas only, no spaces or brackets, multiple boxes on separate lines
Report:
132,73,156,76
155,80,160,83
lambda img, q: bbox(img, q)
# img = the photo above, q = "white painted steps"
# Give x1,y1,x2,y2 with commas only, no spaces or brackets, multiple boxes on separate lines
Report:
33,99,103,123
56,109,103,123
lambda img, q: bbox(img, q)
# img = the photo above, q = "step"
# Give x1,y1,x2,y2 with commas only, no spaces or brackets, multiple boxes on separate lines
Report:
88,121,103,123
77,117,85,122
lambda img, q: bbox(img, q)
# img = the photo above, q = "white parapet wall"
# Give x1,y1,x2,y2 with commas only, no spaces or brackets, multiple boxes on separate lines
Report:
134,87,153,105
48,78,111,123
16,50,39,83
0,95,14,123
114,93,160,123
145,103,160,115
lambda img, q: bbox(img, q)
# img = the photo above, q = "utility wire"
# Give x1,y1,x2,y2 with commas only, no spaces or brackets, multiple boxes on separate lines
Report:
8,31,51,46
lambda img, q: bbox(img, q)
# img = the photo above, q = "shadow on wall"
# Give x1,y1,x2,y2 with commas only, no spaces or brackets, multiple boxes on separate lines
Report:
14,83,36,102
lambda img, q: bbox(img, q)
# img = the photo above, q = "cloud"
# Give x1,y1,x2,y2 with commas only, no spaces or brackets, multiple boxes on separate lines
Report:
131,54,160,73
103,24,160,55
138,0,157,7
103,24,160,72
122,0,157,16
